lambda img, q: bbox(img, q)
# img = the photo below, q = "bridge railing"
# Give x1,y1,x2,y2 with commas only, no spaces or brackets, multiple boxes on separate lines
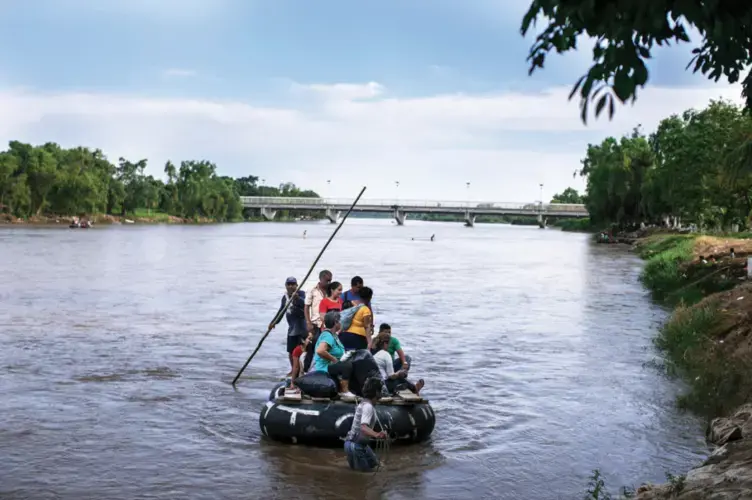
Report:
239,196,587,213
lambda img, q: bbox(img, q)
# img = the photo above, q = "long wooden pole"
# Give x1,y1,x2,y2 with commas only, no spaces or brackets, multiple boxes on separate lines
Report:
231,186,367,386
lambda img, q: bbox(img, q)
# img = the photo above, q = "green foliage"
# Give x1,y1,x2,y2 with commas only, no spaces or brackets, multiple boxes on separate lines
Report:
653,300,746,416
550,187,583,204
583,469,611,500
639,236,696,300
583,470,634,500
577,100,752,231
0,141,318,222
521,1,752,122
555,217,594,232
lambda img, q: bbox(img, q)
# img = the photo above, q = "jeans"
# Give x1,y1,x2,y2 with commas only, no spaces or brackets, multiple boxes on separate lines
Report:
302,325,321,373
393,354,412,373
344,440,379,472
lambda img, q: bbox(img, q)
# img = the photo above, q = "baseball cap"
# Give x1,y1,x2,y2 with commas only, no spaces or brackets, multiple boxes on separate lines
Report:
285,276,297,285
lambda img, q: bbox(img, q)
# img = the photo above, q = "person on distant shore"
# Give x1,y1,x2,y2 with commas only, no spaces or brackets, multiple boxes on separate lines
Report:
319,281,343,316
340,286,374,350
287,332,313,392
372,330,424,395
344,377,387,472
342,276,364,309
730,247,736,259
312,311,356,399
304,270,332,372
371,323,410,373
270,276,306,376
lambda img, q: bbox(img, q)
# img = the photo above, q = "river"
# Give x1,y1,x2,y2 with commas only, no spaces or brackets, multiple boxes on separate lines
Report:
0,220,708,499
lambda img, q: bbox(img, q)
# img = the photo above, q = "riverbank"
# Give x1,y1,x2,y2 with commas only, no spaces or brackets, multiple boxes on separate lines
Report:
1,213,212,225
1,212,322,226
610,233,752,498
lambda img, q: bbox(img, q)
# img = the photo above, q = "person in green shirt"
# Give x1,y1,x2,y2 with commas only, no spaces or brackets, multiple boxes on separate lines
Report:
375,323,411,374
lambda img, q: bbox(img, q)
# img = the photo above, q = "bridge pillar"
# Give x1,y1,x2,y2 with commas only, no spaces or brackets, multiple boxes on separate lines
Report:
464,211,476,228
393,209,407,226
325,208,340,224
537,214,547,228
260,207,277,221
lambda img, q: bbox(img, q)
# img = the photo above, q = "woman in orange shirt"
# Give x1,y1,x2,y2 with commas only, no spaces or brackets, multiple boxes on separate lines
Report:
339,286,374,351
319,281,343,316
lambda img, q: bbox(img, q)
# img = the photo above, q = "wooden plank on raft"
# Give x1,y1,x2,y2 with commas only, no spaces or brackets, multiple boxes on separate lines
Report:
282,391,302,401
397,390,422,402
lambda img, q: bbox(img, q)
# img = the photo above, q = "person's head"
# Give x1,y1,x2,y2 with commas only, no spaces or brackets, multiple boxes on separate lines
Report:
350,276,363,292
284,276,297,294
323,310,341,332
359,286,373,304
302,332,314,349
362,376,383,401
731,247,735,253
379,323,391,335
318,270,332,288
374,331,391,351
327,281,342,299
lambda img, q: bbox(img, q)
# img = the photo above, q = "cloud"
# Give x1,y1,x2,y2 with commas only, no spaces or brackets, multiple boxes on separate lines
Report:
0,81,742,202
162,68,198,78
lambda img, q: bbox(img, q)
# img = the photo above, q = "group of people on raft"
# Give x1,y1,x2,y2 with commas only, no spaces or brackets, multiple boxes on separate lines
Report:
270,270,425,400
270,270,426,472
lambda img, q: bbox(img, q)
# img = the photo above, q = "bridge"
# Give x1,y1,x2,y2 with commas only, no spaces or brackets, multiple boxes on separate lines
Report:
240,196,588,227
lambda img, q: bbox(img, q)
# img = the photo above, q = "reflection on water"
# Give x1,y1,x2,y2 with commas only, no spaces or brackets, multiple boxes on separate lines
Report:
0,221,707,499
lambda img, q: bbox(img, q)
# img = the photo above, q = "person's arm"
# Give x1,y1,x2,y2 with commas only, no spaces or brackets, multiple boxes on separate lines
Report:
382,353,399,380
396,348,407,367
363,311,373,346
290,354,301,387
359,404,386,439
304,290,314,332
315,338,339,363
269,297,285,330
318,299,328,316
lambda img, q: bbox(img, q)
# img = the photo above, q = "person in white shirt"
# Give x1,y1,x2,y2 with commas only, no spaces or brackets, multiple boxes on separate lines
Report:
372,331,424,395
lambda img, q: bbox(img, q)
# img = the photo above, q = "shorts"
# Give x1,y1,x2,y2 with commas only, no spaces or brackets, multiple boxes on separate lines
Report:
339,332,369,350
287,335,302,354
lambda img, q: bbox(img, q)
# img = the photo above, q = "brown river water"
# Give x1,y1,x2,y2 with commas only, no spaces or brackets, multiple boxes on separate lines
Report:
1,220,708,499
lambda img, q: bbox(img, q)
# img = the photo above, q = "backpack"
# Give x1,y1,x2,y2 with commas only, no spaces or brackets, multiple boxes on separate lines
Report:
341,290,354,310
340,303,365,331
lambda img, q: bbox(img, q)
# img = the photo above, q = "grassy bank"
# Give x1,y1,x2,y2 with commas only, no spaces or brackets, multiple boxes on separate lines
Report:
638,233,752,417
552,217,596,232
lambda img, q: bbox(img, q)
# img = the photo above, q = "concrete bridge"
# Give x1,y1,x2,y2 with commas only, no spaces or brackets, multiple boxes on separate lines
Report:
240,196,588,227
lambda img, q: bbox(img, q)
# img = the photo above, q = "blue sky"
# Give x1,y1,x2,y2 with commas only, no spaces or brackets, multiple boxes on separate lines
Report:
0,0,741,202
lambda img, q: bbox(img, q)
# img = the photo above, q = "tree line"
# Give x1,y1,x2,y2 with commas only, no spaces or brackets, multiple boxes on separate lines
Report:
0,141,318,221
577,99,752,231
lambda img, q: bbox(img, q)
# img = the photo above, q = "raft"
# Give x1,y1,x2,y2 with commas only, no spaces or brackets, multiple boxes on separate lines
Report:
260,382,436,446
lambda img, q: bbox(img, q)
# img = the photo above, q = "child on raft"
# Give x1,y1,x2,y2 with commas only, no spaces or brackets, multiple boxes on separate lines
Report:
344,377,387,472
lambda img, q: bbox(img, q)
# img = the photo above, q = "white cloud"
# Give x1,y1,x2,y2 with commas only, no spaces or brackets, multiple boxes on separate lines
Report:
0,81,742,202
162,68,197,78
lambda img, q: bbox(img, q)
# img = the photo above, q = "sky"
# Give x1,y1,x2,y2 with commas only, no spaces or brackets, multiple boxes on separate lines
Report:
0,0,743,203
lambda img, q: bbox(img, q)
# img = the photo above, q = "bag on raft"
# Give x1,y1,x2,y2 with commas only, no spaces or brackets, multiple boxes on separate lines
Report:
295,371,338,398
347,349,381,396
339,304,364,331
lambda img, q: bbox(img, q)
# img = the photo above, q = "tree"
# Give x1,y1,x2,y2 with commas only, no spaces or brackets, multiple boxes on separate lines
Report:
521,2,752,123
0,140,318,222
550,187,583,204
576,98,752,231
